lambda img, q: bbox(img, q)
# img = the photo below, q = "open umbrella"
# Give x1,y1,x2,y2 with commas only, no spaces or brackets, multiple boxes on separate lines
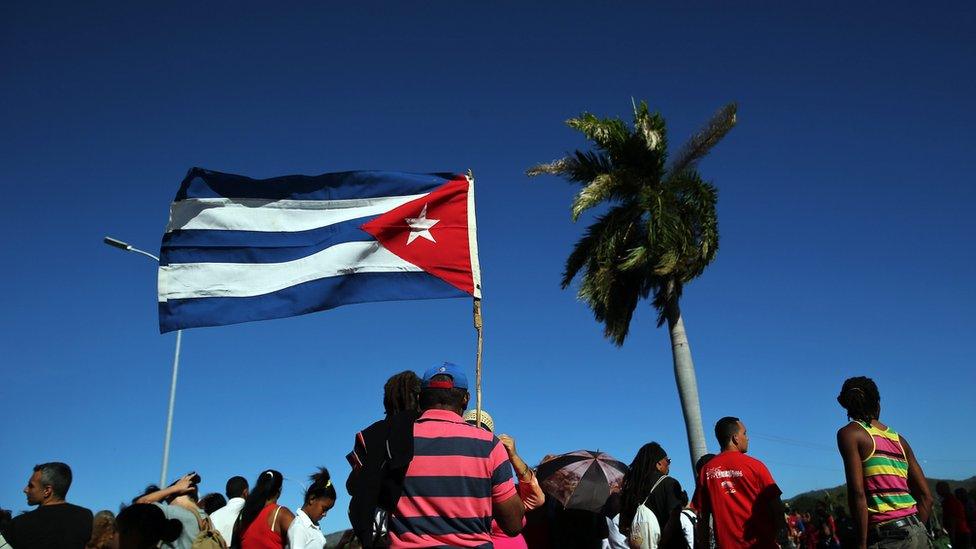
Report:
535,450,628,513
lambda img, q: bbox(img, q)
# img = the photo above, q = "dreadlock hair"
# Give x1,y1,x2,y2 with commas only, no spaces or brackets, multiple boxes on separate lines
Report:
303,467,337,506
234,469,283,548
618,442,668,534
383,370,421,415
837,376,881,422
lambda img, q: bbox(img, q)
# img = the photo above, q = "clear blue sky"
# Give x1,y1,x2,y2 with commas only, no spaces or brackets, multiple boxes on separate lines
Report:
2,1,974,535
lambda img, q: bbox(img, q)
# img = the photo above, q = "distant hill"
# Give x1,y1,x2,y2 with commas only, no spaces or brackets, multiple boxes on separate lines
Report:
788,476,976,513
324,528,360,549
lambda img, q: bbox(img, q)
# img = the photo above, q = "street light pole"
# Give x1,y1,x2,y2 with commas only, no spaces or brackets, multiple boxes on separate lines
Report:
104,236,182,487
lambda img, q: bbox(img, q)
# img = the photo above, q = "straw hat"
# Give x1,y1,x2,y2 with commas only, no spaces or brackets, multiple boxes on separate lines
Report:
462,409,495,432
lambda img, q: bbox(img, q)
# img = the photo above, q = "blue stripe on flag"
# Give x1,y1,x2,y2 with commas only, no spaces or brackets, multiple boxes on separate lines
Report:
161,218,376,265
175,167,455,201
159,271,467,332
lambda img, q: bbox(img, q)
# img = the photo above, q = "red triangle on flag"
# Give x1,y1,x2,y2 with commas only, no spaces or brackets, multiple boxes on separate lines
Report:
360,177,478,296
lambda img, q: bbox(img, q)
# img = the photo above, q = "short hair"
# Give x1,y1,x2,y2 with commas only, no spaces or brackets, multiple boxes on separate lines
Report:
714,417,741,448
198,493,226,515
419,375,468,410
383,370,421,415
225,476,248,499
694,453,716,480
34,462,72,499
837,376,881,422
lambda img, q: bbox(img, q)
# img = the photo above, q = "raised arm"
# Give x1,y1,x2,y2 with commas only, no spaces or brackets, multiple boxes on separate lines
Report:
837,425,869,549
498,434,546,510
136,473,196,504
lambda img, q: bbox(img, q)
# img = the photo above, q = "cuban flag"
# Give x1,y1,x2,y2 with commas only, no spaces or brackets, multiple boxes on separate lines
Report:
157,168,481,333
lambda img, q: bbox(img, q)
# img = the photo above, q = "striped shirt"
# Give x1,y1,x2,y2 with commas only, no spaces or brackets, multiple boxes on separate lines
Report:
857,421,918,524
390,409,516,549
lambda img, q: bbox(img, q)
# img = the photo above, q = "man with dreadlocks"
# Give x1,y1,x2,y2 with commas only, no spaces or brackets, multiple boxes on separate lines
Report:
836,376,932,549
618,442,687,549
345,370,422,547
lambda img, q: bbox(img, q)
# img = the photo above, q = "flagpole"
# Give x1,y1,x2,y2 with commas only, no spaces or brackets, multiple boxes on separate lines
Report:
467,168,484,428
473,297,484,428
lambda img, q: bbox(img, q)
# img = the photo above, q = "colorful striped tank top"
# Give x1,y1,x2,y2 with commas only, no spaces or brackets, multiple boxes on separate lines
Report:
858,421,917,524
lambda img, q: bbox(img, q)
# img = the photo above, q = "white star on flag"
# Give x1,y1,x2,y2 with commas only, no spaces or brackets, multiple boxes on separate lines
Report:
404,203,439,245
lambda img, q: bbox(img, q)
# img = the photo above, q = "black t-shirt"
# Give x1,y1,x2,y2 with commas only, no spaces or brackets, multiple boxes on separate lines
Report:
646,475,686,549
3,503,93,549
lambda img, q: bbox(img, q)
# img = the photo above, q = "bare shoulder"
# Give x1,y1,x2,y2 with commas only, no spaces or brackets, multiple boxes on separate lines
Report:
837,422,869,453
837,421,866,441
278,506,295,519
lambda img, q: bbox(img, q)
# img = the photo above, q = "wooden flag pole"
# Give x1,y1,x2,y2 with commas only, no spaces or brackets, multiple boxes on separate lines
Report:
474,297,484,428
467,168,484,429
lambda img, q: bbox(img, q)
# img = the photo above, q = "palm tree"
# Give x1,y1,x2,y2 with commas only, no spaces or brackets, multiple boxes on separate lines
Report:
527,100,737,465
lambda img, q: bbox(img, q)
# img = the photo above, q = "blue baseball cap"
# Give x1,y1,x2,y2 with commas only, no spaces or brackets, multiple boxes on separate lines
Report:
422,362,469,390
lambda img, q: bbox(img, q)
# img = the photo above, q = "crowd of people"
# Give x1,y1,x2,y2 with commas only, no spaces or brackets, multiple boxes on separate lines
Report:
1,372,972,549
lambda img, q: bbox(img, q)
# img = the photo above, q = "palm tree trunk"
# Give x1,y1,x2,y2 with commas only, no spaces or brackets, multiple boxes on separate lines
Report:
664,285,708,469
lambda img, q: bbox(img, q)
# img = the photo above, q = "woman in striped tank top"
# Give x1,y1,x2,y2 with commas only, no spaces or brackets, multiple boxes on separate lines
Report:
836,377,933,549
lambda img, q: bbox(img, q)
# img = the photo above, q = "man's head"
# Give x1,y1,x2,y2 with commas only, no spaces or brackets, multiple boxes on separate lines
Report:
936,481,951,498
645,442,671,475
629,442,670,478
25,462,72,505
225,476,249,500
383,370,422,416
837,376,881,422
419,362,469,414
694,453,716,484
715,416,749,453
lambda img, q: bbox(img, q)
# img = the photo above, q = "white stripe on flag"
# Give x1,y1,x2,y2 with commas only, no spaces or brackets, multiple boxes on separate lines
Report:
158,241,421,301
166,194,429,233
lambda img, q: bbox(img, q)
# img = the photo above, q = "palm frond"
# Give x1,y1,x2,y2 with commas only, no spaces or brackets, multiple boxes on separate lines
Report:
633,100,665,152
567,113,630,153
526,150,614,186
571,174,618,220
666,102,737,178
618,244,648,271
578,256,649,346
667,171,719,280
561,204,640,288
526,157,570,178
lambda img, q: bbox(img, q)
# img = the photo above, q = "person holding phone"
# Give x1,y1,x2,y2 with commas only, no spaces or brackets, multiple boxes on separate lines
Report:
135,472,206,549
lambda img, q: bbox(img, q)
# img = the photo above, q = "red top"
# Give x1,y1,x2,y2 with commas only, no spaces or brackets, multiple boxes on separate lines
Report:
943,495,972,535
694,451,782,549
241,504,284,549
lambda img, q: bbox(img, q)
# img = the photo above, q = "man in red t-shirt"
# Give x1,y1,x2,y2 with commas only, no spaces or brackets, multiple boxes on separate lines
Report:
937,481,972,549
694,417,786,549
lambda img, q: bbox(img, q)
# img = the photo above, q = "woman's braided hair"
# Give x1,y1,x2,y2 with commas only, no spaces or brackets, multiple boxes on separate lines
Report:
837,376,881,422
383,370,421,415
618,442,666,535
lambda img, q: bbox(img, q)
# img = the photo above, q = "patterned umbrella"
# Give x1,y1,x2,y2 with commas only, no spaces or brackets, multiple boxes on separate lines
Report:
535,450,629,513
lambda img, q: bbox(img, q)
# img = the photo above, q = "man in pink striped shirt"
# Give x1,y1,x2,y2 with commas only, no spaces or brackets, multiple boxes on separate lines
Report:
390,363,525,549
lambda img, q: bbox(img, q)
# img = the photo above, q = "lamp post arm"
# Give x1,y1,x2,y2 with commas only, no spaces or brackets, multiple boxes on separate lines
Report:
128,247,160,263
